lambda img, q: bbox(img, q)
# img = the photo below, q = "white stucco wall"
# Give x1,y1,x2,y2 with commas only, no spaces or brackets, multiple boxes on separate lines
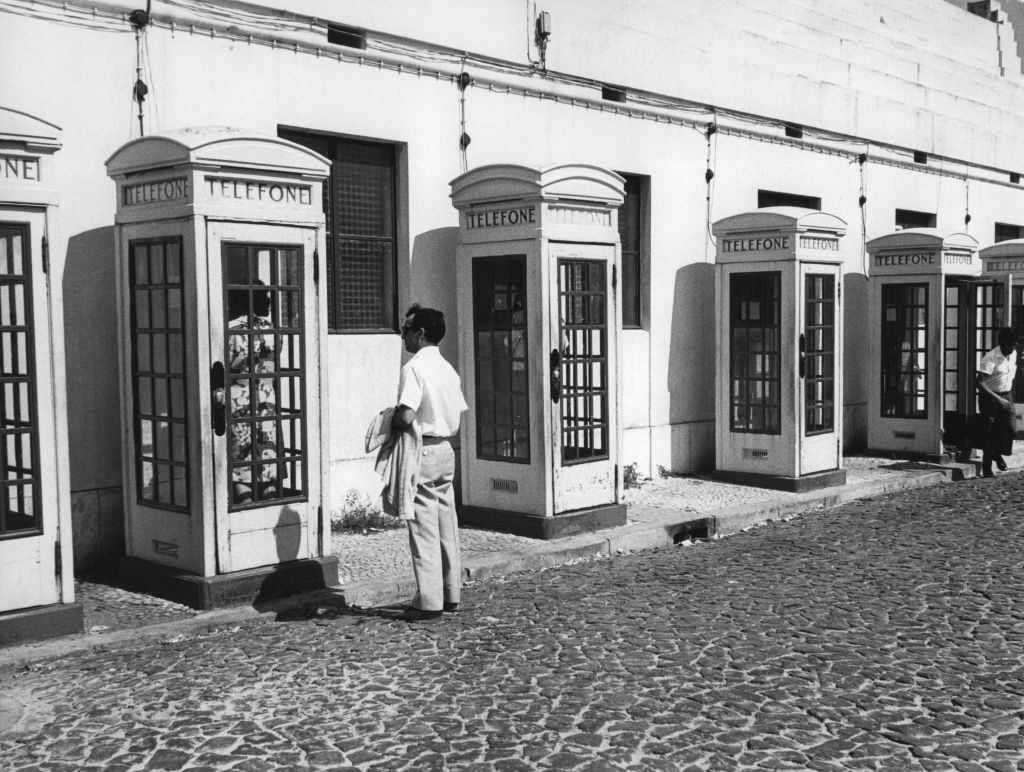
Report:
4,0,1024,565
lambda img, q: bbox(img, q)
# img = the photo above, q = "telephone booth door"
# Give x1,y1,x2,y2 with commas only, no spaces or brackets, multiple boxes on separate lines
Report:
451,164,626,539
550,242,618,514
206,223,320,573
798,265,841,475
107,129,334,608
942,277,1003,453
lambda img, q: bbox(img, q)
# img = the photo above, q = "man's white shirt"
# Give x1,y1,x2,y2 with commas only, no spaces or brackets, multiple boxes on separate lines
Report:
397,346,468,438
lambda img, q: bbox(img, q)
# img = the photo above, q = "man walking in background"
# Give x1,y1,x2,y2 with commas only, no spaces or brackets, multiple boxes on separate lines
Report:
392,304,469,621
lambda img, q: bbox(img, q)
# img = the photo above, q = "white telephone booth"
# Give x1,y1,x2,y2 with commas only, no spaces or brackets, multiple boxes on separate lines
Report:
450,164,626,539
712,208,847,492
978,239,1024,432
866,229,982,461
0,107,80,644
105,129,335,608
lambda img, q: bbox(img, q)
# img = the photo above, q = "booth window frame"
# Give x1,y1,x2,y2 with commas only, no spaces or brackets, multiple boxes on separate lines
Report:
729,271,782,435
128,236,191,513
804,273,835,436
558,258,610,465
944,279,1003,414
472,255,530,464
1013,286,1024,403
222,242,309,511
880,282,929,419
278,126,402,334
0,222,43,539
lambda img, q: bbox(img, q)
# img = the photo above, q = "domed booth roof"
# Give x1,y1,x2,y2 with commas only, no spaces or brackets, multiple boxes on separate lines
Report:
0,106,61,149
979,238,1024,259
866,228,978,251
712,207,847,236
105,126,329,178
450,163,625,208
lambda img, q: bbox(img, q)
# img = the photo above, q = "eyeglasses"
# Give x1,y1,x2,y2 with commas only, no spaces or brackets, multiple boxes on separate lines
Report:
401,324,418,336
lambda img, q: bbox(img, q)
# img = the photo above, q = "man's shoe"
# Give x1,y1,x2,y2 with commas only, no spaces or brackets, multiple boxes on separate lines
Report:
402,606,442,622
443,602,459,612
996,457,1008,471
983,469,996,478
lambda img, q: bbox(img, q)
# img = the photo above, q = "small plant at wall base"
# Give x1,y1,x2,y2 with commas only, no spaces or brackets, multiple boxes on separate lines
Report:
623,462,643,489
331,491,402,534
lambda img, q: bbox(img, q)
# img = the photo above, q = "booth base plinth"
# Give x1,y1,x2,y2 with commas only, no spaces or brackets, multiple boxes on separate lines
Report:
0,602,84,647
712,468,847,493
457,502,627,540
867,449,955,465
119,556,340,611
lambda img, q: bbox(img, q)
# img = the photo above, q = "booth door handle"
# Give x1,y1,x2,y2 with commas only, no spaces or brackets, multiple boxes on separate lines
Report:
550,348,561,403
798,333,806,379
211,360,226,436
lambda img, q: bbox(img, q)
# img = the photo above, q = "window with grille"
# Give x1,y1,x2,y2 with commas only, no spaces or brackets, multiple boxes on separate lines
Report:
472,255,529,463
130,238,190,512
804,274,835,434
558,260,609,464
881,283,928,418
223,244,307,510
730,272,781,434
278,128,398,332
616,173,648,328
0,224,41,537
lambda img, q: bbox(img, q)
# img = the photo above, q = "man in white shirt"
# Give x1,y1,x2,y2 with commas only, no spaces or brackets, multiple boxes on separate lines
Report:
975,327,1018,478
393,305,469,621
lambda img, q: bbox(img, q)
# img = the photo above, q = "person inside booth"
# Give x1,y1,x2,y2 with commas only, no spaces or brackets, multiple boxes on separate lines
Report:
226,284,280,503
976,327,1018,478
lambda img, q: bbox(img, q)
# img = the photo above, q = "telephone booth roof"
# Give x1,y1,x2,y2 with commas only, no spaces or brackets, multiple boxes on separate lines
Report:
450,163,625,208
866,228,977,252
711,207,847,236
979,238,1024,259
0,106,61,149
105,126,329,178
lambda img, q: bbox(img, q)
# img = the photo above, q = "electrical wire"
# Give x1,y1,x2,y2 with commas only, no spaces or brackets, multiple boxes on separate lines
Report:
704,119,718,260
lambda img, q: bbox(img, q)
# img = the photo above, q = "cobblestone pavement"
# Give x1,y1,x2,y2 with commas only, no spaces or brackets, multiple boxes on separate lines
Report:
4,472,1024,771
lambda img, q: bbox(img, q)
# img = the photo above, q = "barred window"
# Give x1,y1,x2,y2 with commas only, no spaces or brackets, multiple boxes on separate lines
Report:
279,129,399,332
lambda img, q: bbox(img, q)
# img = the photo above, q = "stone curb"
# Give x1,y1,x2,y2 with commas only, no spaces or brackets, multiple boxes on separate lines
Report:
0,468,951,673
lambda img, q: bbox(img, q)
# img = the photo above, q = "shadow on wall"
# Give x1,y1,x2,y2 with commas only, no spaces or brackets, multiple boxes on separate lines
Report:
667,262,717,472
253,506,305,610
843,271,871,450
409,227,460,365
64,227,123,574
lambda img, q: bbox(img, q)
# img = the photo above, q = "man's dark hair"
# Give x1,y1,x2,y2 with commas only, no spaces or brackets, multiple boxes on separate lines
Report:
998,327,1017,348
407,304,446,344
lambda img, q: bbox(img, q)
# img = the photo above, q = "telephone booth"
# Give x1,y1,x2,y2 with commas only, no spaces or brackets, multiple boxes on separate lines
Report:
866,229,984,461
450,164,627,539
711,208,847,492
0,107,80,644
105,128,336,608
978,239,1024,431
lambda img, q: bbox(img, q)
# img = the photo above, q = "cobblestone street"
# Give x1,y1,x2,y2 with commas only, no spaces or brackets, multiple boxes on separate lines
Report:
4,473,1024,771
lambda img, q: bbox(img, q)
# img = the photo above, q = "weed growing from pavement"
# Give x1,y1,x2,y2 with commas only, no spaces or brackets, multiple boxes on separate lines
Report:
331,491,402,534
623,462,645,489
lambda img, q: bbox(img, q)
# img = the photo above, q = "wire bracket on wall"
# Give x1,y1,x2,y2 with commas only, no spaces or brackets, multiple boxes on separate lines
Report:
704,119,718,260
964,176,972,231
854,149,870,277
457,63,471,173
130,7,150,136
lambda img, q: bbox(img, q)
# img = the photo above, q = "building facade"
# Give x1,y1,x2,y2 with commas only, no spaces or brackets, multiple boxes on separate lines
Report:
3,0,1024,573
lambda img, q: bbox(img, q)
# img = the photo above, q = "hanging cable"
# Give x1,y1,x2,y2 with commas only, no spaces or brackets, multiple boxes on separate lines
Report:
856,148,870,277
704,118,718,260
130,8,150,136
457,59,471,173
964,175,972,232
